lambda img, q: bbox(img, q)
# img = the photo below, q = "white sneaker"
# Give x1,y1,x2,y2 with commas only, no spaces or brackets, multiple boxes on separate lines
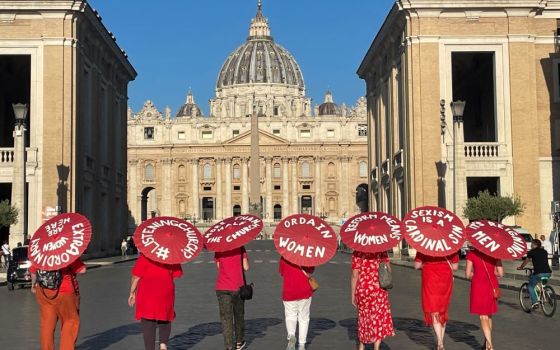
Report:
298,344,306,350
286,335,296,350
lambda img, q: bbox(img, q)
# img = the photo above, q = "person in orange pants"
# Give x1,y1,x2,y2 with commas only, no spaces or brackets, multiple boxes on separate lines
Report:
31,260,86,350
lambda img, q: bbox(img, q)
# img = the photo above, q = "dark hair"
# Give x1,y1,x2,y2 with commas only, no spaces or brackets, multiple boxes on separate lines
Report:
532,239,542,248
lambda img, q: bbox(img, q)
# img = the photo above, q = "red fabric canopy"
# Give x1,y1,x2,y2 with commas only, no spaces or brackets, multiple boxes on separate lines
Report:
203,215,263,252
29,213,92,271
134,217,203,264
274,214,337,266
403,206,466,257
466,220,527,260
340,212,404,253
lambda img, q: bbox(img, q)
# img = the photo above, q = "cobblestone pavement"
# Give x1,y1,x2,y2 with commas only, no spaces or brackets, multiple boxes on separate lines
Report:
0,241,558,349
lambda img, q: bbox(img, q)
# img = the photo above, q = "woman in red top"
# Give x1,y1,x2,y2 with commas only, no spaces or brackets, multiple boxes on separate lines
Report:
351,251,394,350
214,246,249,350
279,257,315,350
128,254,183,350
31,259,86,350
465,249,503,350
414,252,459,350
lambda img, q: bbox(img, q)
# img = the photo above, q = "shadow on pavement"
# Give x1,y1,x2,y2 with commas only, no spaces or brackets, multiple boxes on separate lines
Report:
76,323,142,350
392,317,482,350
306,318,337,345
168,317,282,349
338,318,390,350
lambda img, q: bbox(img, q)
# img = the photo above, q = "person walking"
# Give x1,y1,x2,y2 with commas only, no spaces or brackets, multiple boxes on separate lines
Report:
351,251,395,350
517,239,552,308
30,259,86,350
414,252,459,350
540,235,553,267
466,248,503,350
214,246,249,350
279,257,315,350
1,240,10,268
121,239,128,257
128,254,183,350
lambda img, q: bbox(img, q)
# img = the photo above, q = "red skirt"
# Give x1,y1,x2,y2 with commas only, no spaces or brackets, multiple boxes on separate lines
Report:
421,263,454,325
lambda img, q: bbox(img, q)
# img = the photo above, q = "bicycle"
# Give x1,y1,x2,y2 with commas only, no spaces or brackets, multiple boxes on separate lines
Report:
519,268,557,317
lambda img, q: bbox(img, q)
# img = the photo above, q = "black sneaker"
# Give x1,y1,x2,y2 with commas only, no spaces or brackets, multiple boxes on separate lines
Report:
236,341,247,350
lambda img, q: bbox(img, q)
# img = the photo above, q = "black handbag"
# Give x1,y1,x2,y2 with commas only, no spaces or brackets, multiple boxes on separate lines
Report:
238,249,253,300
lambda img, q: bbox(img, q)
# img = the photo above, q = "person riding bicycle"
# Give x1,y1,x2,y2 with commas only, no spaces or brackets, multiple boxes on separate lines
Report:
517,239,552,308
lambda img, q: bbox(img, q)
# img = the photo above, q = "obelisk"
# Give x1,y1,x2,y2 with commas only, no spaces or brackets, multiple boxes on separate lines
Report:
249,106,261,217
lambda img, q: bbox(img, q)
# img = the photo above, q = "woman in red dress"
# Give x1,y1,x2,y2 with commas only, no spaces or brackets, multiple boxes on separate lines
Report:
465,249,503,350
128,254,183,350
414,252,459,350
351,251,394,350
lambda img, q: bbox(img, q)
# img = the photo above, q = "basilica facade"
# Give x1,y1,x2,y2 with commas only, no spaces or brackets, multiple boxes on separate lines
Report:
127,3,368,226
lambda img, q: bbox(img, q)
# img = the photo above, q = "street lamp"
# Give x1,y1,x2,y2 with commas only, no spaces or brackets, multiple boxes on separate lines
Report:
450,100,466,214
10,103,28,247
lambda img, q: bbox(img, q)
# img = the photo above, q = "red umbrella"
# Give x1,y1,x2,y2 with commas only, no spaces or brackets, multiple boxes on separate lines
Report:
134,217,203,264
203,215,263,252
340,212,404,253
403,206,466,257
29,213,92,271
274,214,337,266
466,220,527,260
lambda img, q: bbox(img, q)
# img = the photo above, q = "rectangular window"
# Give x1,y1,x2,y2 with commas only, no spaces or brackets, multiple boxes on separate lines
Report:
144,127,154,140
327,129,335,138
274,185,281,190
358,124,367,137
201,130,213,139
274,106,279,116
452,52,497,142
273,129,281,135
300,129,311,138
178,131,186,140
302,184,311,190
233,185,241,191
232,129,240,137
467,177,500,198
203,186,212,191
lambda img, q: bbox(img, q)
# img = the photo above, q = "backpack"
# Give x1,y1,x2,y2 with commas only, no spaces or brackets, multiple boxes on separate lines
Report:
36,270,63,290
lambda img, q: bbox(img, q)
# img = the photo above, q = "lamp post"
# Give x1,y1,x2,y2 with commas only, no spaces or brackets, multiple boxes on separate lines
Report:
10,103,28,247
450,100,466,214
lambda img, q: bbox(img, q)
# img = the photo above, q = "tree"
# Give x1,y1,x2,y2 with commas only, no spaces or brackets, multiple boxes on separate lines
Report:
463,190,525,223
0,200,18,228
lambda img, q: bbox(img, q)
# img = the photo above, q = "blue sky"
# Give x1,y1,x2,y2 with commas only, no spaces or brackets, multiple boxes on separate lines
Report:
89,0,395,115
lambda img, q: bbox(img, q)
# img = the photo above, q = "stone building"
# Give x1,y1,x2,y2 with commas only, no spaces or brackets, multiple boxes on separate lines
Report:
358,0,560,236
0,0,136,252
127,3,368,226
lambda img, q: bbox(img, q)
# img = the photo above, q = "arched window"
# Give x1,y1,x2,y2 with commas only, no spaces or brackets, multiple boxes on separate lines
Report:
178,165,186,181
233,205,242,216
273,163,281,178
179,200,186,214
274,204,282,220
144,164,155,181
302,161,310,177
233,164,241,180
328,162,336,179
203,164,212,179
359,161,368,178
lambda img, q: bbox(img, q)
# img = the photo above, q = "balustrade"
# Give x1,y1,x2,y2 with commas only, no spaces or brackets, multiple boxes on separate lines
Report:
464,143,504,159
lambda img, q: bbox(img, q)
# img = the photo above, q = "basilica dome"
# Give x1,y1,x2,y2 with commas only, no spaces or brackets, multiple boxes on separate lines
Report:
216,2,305,90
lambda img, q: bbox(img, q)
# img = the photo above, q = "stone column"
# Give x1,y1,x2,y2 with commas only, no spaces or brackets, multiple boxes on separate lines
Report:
10,122,26,246
225,158,232,218
216,158,223,220
265,157,273,222
315,156,322,215
342,156,351,216
282,157,289,216
191,158,199,219
291,157,299,214
161,157,173,216
128,159,139,225
242,157,249,213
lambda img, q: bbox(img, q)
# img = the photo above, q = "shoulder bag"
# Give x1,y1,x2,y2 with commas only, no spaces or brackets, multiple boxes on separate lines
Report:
483,260,501,299
378,261,393,290
301,268,319,292
36,269,63,300
238,251,253,300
